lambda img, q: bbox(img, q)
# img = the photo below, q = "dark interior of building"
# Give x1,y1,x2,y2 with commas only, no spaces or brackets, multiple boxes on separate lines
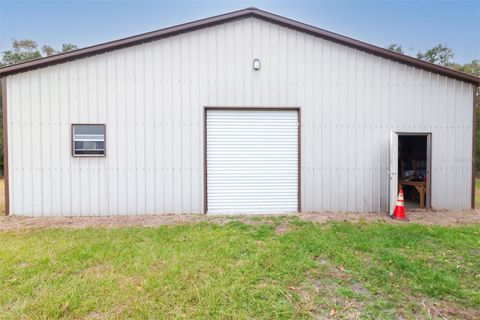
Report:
398,135,428,208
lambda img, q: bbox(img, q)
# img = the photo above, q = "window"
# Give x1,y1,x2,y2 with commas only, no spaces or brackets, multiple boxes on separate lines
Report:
72,124,106,156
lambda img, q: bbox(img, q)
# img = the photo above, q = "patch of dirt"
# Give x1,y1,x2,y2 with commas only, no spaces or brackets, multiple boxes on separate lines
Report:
84,304,127,320
296,259,368,319
275,222,290,235
84,311,103,320
420,299,480,320
299,209,480,226
301,257,479,320
350,282,371,298
0,209,479,231
83,264,113,280
0,214,274,231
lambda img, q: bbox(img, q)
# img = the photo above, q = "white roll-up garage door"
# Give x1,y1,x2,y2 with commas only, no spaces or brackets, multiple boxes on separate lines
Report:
206,109,299,214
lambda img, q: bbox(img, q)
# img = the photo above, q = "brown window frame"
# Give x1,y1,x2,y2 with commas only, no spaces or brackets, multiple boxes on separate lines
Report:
71,124,106,157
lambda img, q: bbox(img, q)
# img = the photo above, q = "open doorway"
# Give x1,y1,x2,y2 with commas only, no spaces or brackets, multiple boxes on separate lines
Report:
397,134,431,209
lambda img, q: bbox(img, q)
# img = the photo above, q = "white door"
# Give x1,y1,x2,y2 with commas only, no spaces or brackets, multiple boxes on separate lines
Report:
206,109,299,214
389,131,399,215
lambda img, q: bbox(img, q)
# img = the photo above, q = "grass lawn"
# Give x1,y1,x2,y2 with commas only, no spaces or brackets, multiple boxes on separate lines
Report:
1,220,479,319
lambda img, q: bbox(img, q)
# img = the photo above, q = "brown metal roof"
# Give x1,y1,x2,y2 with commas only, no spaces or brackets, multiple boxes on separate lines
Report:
0,7,479,84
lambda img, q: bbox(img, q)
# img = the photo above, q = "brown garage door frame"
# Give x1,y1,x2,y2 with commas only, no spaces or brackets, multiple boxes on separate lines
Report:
203,106,301,214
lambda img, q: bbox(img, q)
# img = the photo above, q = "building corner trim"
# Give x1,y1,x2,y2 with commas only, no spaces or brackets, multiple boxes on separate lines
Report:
472,85,478,209
1,77,9,216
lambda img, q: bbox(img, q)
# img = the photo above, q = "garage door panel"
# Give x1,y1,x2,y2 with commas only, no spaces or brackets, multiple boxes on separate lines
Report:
206,109,299,214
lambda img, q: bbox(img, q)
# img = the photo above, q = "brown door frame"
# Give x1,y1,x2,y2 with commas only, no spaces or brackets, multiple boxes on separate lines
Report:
396,132,432,209
203,106,301,214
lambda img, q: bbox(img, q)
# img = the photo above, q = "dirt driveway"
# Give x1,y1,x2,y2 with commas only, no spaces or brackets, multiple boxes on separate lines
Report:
1,209,479,231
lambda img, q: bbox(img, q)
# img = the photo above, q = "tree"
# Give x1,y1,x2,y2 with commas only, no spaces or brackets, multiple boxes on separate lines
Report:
1,39,79,66
61,43,78,53
450,60,480,76
416,44,454,66
42,45,55,57
1,39,42,66
387,44,404,54
40,43,78,57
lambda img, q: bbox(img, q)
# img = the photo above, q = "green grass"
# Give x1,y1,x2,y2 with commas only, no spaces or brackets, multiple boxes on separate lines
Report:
1,220,480,319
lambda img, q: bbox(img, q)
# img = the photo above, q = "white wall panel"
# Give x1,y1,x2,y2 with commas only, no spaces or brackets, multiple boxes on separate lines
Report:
5,17,475,216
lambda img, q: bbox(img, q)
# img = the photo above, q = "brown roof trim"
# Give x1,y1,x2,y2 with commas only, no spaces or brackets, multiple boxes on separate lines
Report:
254,9,480,85
0,7,479,84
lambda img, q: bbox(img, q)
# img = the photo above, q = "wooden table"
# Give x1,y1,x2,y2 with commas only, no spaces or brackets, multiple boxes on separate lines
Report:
399,180,426,208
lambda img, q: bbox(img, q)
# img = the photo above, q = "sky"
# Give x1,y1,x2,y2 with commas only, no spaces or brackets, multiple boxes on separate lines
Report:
0,0,479,64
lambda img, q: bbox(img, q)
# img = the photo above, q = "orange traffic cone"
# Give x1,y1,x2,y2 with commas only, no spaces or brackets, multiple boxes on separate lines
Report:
392,189,406,220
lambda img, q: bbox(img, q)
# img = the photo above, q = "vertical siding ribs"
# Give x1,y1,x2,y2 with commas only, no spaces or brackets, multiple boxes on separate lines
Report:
5,17,475,215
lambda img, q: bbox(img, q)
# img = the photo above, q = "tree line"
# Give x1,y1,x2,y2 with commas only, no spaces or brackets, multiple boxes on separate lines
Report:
387,43,479,76
0,39,479,174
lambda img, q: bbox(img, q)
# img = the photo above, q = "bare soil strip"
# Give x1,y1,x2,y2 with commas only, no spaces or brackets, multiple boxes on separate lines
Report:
1,209,479,231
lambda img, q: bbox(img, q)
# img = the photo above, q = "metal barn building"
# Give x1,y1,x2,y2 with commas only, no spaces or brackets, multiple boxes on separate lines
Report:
1,8,479,217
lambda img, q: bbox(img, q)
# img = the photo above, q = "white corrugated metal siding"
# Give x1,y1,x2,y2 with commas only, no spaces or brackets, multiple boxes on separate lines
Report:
5,16,475,216
206,109,298,214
